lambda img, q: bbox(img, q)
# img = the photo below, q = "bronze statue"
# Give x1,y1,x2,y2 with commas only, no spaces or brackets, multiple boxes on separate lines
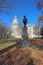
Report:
23,16,27,27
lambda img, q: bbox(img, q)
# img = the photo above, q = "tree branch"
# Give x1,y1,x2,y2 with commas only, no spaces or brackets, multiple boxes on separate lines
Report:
0,0,5,4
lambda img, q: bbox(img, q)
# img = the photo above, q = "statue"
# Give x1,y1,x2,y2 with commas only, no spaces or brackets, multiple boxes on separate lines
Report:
23,16,27,27
21,15,30,47
16,16,30,47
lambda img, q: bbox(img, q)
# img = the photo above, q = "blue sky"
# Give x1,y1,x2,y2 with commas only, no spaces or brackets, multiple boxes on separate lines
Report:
0,0,42,28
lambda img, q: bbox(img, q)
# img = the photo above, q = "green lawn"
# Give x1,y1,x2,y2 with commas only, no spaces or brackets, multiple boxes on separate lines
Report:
0,38,21,50
0,38,43,51
28,46,40,51
0,42,16,50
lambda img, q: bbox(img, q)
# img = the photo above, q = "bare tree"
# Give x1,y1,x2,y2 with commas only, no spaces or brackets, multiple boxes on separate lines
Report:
0,23,10,39
40,26,43,38
0,0,17,14
37,0,43,10
33,25,40,35
36,0,43,38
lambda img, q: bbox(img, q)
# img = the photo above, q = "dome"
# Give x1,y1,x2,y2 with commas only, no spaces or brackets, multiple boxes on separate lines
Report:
12,16,18,25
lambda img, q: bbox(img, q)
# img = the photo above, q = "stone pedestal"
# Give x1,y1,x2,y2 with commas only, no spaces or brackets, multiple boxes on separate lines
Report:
22,27,28,40
21,26,30,47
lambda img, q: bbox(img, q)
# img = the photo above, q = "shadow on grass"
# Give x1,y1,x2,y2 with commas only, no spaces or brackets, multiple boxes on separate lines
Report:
38,46,43,50
28,45,43,51
0,42,18,55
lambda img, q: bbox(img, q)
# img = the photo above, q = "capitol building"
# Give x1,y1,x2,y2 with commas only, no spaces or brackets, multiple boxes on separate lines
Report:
11,16,40,38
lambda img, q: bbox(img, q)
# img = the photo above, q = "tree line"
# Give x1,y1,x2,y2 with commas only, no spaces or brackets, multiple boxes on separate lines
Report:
0,23,12,39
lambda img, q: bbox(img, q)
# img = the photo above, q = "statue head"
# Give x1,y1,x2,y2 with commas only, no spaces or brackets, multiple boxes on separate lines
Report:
24,15,26,18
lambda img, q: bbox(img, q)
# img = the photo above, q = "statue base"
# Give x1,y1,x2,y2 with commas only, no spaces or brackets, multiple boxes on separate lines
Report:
20,26,30,47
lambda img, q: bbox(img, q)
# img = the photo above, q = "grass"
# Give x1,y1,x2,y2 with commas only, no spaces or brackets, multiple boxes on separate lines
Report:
0,42,16,50
0,38,21,50
0,38,43,51
28,45,43,51
28,46,40,51
29,38,42,41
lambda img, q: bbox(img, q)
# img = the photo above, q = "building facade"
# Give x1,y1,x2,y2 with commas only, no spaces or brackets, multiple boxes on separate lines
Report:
11,16,22,38
11,16,40,38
